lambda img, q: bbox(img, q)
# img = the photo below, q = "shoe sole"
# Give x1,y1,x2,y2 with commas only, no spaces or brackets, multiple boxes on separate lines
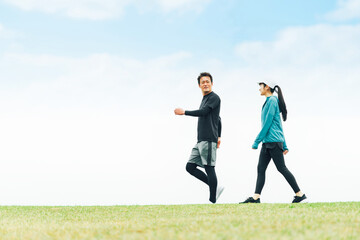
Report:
299,198,309,203
293,198,309,203
216,187,225,201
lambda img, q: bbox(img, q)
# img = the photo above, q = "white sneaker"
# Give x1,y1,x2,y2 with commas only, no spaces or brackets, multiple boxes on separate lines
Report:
216,185,225,201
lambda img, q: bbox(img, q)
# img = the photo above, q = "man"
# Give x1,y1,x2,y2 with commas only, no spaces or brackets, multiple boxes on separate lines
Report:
174,72,224,203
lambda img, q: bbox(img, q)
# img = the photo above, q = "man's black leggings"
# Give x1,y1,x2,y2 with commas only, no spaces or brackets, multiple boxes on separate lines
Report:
255,143,300,194
186,163,217,203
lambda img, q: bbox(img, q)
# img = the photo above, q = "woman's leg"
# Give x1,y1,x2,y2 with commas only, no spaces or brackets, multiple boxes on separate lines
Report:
270,146,301,193
254,146,272,195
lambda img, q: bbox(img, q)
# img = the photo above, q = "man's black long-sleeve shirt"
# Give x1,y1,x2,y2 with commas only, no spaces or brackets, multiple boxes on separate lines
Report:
185,91,221,143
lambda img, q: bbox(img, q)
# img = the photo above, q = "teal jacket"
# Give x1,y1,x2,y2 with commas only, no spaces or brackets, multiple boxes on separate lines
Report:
252,96,288,150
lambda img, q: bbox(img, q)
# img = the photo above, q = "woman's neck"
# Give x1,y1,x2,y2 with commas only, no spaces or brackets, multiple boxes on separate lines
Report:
265,92,273,97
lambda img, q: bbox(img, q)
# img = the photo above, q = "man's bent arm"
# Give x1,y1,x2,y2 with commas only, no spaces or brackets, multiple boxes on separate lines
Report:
218,116,222,137
185,106,212,117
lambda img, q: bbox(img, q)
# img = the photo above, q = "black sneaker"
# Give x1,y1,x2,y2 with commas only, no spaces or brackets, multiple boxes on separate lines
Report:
292,194,308,203
239,197,260,204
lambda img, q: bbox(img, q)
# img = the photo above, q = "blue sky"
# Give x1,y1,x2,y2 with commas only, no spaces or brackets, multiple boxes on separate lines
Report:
0,0,340,59
0,0,359,205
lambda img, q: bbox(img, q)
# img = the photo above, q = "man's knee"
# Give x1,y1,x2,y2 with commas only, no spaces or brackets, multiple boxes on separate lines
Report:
186,163,195,173
204,165,215,175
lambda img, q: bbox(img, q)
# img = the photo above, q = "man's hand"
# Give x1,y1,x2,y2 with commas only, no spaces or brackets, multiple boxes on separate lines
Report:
217,137,221,148
283,150,289,155
174,108,185,115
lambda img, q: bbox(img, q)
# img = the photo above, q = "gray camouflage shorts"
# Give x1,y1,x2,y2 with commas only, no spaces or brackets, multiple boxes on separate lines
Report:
188,141,217,167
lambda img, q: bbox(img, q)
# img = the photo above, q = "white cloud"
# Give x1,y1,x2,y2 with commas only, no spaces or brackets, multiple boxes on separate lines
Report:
3,0,211,20
234,23,360,118
325,0,360,21
0,24,4,39
0,23,16,39
3,0,130,20
156,0,210,13
236,24,360,68
0,51,196,113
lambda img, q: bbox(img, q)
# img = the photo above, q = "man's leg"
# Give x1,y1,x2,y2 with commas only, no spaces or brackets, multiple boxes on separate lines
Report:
186,162,208,185
189,141,220,203
204,165,217,203
186,143,209,184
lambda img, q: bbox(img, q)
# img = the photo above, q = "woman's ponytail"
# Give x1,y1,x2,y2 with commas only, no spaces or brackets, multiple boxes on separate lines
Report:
274,85,287,121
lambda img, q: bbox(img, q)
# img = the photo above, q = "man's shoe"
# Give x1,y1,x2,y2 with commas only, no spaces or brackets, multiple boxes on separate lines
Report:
216,186,225,201
239,197,260,204
292,194,308,203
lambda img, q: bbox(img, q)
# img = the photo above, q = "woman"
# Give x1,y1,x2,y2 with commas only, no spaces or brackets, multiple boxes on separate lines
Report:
240,81,307,203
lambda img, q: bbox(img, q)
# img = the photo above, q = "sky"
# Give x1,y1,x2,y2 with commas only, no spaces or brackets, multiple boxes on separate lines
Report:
0,0,359,205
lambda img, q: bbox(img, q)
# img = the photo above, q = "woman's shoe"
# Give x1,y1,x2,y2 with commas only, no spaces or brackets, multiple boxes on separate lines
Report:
292,194,308,203
239,197,260,203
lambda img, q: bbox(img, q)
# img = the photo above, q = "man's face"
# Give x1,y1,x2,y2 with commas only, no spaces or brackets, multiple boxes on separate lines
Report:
199,76,213,94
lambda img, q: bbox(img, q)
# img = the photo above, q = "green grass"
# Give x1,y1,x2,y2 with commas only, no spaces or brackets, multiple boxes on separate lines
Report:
0,202,359,239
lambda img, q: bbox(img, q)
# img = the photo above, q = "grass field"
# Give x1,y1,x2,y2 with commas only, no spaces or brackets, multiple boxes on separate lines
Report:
0,202,359,239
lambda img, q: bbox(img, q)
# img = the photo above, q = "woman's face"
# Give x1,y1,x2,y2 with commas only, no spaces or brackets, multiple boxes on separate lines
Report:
259,84,268,96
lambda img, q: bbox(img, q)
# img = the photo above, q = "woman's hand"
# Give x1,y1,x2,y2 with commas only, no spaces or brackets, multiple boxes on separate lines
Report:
283,150,289,155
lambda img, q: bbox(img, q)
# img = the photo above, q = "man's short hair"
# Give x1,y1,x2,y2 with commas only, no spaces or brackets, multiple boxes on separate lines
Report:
197,72,213,85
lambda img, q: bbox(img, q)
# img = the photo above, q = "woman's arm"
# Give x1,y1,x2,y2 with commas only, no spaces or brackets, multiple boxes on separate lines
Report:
252,98,277,149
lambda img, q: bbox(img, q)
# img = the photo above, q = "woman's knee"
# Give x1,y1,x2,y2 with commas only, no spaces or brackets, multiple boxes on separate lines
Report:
257,165,266,174
277,166,289,174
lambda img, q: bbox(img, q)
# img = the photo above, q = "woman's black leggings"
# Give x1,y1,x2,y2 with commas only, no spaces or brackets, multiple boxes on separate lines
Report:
255,143,300,194
186,163,217,203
